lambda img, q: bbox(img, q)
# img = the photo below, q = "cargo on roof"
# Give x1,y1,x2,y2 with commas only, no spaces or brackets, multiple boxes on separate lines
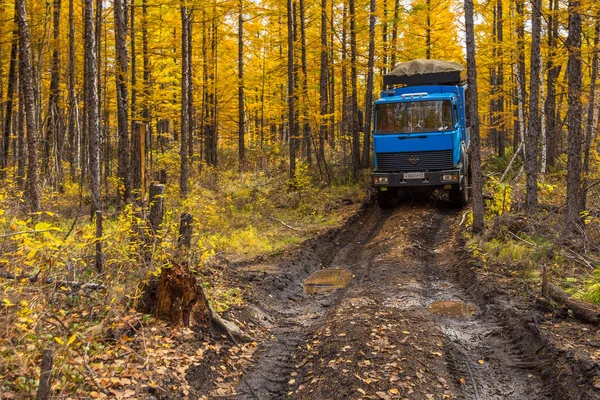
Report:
383,59,467,86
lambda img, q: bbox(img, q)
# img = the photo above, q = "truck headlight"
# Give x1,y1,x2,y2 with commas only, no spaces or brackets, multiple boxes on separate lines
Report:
442,173,457,181
374,176,389,184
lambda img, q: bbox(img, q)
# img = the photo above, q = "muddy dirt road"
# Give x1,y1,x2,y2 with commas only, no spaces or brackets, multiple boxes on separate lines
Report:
231,198,597,399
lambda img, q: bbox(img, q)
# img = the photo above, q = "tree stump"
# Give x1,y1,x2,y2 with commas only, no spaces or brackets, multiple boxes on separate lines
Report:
149,183,165,234
36,348,53,400
178,212,193,249
155,261,210,326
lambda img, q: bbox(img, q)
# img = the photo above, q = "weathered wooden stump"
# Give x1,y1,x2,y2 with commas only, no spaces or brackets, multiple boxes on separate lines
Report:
149,183,165,234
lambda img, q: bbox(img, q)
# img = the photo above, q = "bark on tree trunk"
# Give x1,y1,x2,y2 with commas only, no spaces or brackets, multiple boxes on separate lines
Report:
525,0,541,215
180,4,190,197
545,0,560,168
464,0,484,232
238,0,246,171
565,0,583,227
47,0,62,189
1,25,18,179
319,0,328,168
287,0,296,180
86,0,101,217
583,18,599,208
299,0,312,166
16,0,41,211
349,0,359,182
115,0,130,201
361,0,375,169
67,0,76,179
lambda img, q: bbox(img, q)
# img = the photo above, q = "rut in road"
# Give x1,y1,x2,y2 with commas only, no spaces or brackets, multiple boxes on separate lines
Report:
236,200,550,399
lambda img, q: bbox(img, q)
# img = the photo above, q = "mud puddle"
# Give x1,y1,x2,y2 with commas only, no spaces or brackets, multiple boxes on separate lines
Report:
427,299,478,320
303,268,354,294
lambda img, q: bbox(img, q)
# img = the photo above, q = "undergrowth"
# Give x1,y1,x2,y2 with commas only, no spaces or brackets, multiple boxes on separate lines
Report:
0,147,366,397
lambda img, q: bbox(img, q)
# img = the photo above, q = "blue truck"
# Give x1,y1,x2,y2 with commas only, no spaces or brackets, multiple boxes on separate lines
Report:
371,59,471,208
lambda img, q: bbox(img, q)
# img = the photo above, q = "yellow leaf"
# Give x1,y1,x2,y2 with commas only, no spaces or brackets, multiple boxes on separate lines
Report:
26,249,37,259
54,337,64,345
478,359,484,365
288,379,295,385
459,377,466,385
2,298,14,307
357,388,366,396
67,334,77,346
389,388,399,395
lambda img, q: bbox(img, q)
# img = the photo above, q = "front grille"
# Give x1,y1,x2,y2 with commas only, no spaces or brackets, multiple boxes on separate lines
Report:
376,150,453,172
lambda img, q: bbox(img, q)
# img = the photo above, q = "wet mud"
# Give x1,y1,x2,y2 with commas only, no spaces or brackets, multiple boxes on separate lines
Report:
224,196,599,399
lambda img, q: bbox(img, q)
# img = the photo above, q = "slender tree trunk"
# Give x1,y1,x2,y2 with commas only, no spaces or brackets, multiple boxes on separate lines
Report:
299,0,311,165
349,0,359,181
545,0,560,168
464,0,484,232
115,0,130,200
131,0,141,191
496,0,505,157
16,0,41,211
238,0,246,171
319,0,328,166
583,18,599,208
2,26,18,179
516,0,527,133
525,0,541,215
382,0,388,75
361,0,375,168
85,0,101,217
17,59,26,187
287,0,296,179
341,2,348,166
180,4,190,196
425,0,431,59
142,0,151,155
47,0,62,188
390,0,399,69
565,0,583,226
68,0,76,179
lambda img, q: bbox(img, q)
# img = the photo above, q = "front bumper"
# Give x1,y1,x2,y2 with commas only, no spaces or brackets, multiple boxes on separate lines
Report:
372,169,461,187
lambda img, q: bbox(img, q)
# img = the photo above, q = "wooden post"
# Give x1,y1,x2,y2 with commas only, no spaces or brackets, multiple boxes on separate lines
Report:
159,169,167,184
140,123,146,201
542,265,549,298
95,211,103,272
149,183,165,233
178,213,193,249
36,348,53,400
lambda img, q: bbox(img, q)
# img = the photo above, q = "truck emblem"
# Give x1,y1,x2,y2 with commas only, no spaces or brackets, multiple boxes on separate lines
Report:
408,156,420,165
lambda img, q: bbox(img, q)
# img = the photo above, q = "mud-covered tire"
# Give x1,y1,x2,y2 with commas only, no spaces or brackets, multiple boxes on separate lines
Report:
376,188,397,209
449,174,469,208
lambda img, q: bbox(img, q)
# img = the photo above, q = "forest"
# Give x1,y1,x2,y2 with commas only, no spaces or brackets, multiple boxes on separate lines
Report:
0,0,599,396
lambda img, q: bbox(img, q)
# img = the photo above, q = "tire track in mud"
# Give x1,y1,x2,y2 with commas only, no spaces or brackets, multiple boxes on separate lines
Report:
234,199,562,399
235,205,390,399
415,210,549,399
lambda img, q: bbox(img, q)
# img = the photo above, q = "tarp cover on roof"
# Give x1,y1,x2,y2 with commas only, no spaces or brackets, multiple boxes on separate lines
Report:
389,59,465,76
383,59,466,86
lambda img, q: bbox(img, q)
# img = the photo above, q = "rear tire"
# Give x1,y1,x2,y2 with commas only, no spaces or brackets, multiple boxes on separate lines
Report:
376,188,397,209
449,174,469,208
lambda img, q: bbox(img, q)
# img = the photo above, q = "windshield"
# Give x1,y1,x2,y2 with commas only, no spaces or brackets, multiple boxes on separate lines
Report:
375,100,453,134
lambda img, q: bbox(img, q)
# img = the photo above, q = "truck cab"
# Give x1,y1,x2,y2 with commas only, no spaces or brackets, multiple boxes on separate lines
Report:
372,59,471,208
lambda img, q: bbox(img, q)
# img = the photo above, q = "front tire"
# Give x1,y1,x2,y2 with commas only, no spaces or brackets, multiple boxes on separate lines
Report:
376,188,397,209
449,174,469,208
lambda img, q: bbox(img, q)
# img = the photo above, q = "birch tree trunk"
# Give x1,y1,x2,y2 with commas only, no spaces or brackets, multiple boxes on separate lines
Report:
85,0,101,217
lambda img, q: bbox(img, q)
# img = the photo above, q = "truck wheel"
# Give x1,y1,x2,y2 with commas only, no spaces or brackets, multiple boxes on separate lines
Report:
376,188,397,209
449,174,469,208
